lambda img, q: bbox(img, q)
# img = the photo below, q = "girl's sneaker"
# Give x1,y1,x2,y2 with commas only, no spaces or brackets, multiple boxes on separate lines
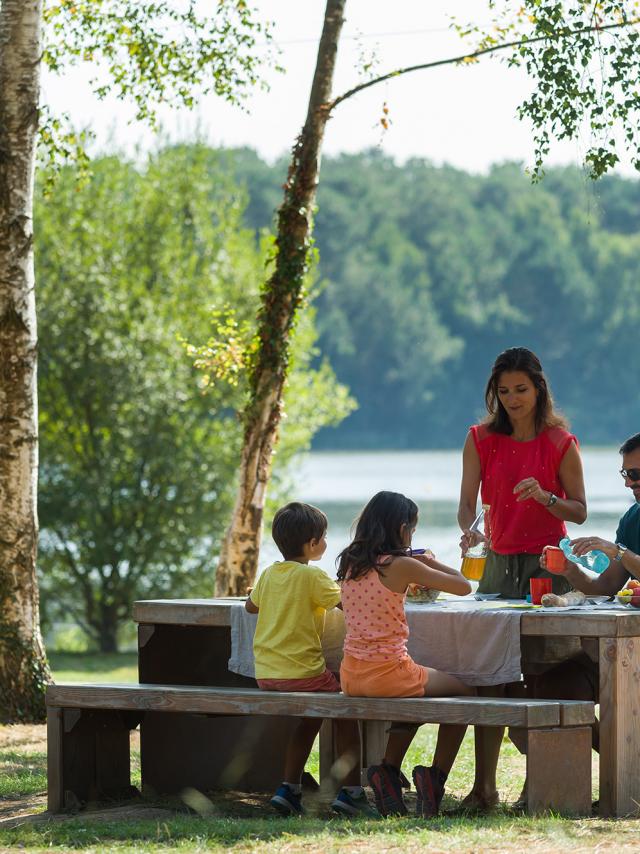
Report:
270,783,304,816
331,788,380,818
366,763,408,816
412,765,445,818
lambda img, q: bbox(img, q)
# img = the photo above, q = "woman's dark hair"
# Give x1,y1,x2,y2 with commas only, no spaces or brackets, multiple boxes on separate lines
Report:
336,491,418,582
483,347,568,435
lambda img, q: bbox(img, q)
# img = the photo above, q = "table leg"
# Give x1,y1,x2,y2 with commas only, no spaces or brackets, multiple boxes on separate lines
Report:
599,636,640,816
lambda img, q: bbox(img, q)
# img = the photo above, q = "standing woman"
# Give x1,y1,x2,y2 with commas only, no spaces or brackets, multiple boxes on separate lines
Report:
459,347,587,599
456,346,587,810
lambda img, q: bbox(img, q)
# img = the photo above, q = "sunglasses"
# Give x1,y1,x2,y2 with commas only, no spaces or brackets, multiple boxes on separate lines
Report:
620,468,640,482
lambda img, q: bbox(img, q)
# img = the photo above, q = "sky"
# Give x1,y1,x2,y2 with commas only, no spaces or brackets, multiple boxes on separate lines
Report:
41,1,634,175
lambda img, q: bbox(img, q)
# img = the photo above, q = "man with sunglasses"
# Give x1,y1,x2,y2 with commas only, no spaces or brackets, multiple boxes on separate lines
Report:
510,432,640,784
561,431,640,592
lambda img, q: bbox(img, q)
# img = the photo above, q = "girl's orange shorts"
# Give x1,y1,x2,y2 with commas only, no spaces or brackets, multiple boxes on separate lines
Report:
340,653,428,698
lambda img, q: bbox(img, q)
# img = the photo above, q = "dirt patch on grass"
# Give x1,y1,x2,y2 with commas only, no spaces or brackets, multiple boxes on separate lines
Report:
0,724,46,754
0,723,140,754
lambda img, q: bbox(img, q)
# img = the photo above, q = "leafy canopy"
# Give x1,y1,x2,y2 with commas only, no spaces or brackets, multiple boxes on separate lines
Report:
39,1,274,171
36,145,353,650
453,1,640,178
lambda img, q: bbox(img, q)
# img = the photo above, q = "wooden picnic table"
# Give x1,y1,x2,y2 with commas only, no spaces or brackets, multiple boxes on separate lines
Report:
133,597,640,817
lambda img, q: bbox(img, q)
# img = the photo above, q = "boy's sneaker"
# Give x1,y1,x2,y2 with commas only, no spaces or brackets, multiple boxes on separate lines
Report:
412,765,445,818
331,788,380,818
270,783,304,816
366,763,408,816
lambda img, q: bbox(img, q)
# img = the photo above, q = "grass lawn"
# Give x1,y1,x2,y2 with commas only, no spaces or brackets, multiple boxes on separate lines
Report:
0,653,637,852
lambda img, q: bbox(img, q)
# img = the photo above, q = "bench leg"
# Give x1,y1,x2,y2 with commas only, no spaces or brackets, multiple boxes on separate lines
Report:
526,726,592,815
47,707,135,812
361,721,389,785
320,720,390,788
47,706,64,812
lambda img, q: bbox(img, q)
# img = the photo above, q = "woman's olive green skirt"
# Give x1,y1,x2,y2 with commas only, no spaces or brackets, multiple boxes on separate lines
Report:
477,550,571,599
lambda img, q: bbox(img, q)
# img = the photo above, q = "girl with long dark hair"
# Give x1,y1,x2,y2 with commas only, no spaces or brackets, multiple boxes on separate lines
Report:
338,491,473,818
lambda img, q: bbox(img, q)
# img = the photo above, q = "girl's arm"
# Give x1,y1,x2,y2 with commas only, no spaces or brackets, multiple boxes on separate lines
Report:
413,553,460,578
458,432,483,554
387,556,472,597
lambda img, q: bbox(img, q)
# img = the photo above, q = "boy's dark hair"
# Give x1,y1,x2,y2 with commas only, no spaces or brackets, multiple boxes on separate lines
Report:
620,432,640,455
271,502,328,561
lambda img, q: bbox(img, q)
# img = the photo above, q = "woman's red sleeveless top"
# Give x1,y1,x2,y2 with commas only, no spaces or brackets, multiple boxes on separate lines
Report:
470,424,577,555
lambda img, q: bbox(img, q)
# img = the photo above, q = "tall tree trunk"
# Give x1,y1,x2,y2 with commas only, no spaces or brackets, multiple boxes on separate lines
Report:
98,604,119,654
215,0,347,596
0,0,50,721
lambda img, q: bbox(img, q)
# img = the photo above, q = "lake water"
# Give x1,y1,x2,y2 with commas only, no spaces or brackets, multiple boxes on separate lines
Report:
260,447,635,576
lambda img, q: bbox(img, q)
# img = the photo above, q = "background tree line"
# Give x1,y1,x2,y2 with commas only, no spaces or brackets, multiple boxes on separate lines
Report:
35,145,353,652
36,141,640,648
227,147,640,449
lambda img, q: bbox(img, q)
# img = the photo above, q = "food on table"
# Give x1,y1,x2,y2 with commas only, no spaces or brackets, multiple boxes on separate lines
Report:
407,585,439,603
616,583,640,604
540,590,587,607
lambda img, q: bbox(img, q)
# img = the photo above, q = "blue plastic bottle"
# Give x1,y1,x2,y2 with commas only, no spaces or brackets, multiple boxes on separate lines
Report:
558,537,610,574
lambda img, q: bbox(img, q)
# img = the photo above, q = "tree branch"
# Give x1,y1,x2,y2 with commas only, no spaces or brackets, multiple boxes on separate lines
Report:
328,17,640,112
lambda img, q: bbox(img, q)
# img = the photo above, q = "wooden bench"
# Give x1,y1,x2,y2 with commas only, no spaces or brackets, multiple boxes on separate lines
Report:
46,682,595,816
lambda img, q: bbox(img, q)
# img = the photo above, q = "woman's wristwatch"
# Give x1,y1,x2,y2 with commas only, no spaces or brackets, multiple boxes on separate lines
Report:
546,492,558,507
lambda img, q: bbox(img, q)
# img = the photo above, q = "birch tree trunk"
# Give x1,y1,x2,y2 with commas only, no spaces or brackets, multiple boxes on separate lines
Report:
0,0,50,721
215,0,347,595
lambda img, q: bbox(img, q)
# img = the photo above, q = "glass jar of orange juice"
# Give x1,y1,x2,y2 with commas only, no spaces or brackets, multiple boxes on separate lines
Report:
461,504,490,581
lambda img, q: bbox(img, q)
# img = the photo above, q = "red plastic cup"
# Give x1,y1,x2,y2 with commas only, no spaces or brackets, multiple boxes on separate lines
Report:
542,545,566,574
530,577,553,605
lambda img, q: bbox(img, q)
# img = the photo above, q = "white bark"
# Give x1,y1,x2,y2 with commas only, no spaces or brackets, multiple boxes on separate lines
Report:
0,0,49,721
215,0,347,596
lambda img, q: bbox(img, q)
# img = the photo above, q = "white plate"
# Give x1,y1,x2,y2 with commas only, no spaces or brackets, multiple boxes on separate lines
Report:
536,604,576,610
474,593,501,600
587,596,612,605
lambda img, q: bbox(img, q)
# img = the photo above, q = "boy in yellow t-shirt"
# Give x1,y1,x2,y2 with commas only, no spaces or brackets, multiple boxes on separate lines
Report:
246,502,376,818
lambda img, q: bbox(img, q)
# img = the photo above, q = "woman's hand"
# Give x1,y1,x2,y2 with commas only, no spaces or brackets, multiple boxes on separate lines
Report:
570,536,618,560
513,477,549,504
459,529,484,555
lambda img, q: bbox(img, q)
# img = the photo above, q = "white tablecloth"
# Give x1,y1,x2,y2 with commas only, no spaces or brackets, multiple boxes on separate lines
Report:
228,599,523,686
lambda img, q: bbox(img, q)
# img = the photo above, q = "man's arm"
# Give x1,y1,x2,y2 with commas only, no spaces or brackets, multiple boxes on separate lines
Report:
562,560,628,596
616,547,640,582
245,598,259,614
571,535,640,578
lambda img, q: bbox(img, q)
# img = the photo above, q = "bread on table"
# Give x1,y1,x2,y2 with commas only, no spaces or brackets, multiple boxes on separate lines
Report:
540,590,586,607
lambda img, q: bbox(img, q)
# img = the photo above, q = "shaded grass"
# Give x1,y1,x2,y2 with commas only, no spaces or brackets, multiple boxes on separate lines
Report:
49,652,138,684
3,812,640,852
0,750,47,799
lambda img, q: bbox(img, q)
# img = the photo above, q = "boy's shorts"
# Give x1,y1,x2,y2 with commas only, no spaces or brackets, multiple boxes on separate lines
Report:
257,668,340,693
